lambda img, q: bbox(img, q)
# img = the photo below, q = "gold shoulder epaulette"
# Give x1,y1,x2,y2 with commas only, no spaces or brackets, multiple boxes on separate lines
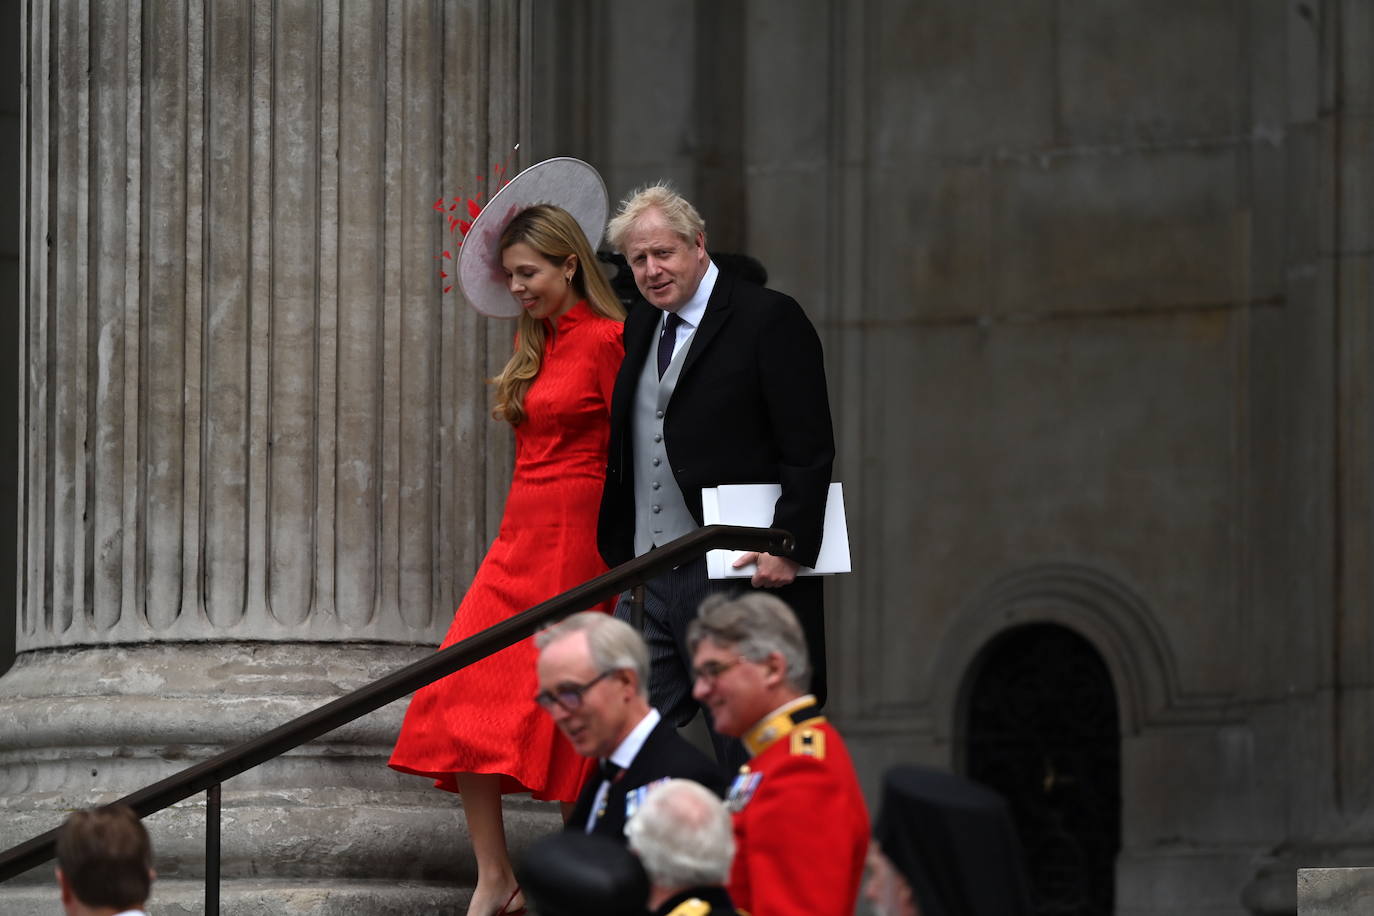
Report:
790,725,826,759
667,899,712,916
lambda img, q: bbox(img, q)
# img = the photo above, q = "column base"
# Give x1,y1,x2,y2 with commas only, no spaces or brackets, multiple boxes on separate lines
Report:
0,877,472,915
0,643,564,904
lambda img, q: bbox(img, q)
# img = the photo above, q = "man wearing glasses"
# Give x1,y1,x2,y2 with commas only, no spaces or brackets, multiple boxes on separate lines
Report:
535,612,724,841
688,593,869,916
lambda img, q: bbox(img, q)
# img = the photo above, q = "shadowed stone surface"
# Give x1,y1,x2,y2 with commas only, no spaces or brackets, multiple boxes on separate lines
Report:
1298,869,1374,916
530,1,1374,914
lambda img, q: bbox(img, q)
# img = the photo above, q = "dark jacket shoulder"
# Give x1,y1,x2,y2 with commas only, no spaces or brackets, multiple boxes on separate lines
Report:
628,717,726,797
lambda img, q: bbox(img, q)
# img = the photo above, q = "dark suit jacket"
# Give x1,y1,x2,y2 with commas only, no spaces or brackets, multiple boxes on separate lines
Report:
598,270,835,568
596,269,836,701
567,716,726,842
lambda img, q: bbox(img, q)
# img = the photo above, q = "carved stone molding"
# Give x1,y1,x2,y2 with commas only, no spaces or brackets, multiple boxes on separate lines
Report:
928,562,1228,743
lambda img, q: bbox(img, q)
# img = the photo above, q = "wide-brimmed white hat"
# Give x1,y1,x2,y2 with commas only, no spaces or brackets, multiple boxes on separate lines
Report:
456,157,609,318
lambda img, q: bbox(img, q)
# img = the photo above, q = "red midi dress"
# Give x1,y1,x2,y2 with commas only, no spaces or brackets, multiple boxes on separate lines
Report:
389,301,624,801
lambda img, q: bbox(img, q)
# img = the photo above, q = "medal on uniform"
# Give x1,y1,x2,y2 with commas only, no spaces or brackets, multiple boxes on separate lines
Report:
625,784,649,821
725,771,762,813
625,777,671,822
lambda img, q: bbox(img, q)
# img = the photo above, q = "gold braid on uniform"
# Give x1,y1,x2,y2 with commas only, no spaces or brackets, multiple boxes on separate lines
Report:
741,695,826,759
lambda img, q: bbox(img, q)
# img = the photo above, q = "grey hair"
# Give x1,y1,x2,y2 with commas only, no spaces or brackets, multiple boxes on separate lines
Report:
535,611,650,700
606,182,706,253
687,593,811,693
625,779,735,889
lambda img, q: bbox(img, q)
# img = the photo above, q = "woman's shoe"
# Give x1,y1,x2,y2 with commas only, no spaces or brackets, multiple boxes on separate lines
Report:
499,886,527,916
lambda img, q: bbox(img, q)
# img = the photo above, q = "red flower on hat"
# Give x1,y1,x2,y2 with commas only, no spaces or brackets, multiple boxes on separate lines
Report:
436,146,519,295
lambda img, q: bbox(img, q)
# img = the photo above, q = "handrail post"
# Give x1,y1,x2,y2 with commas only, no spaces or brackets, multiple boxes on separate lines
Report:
206,783,220,916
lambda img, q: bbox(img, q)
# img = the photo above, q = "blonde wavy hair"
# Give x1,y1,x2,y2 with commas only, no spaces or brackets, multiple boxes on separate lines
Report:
490,204,625,426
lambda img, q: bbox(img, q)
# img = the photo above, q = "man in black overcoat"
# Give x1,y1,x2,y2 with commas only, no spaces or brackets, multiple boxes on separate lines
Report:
596,183,835,766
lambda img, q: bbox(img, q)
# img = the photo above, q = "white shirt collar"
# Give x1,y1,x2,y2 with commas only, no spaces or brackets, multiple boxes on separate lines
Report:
670,260,717,331
607,706,662,770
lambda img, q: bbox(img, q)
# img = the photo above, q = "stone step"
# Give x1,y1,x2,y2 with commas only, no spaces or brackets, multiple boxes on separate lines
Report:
0,796,565,914
1298,868,1374,916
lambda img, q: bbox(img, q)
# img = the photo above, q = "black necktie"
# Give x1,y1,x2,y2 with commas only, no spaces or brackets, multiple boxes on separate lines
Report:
589,760,622,832
657,312,684,379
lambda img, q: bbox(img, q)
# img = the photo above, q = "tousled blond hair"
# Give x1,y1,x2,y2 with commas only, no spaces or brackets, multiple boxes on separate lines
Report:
606,183,706,253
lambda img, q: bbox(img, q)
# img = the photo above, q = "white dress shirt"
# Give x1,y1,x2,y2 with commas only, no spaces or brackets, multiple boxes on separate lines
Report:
660,260,718,363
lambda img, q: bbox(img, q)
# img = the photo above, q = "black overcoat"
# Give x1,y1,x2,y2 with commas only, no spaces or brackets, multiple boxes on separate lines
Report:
566,716,725,842
596,270,836,699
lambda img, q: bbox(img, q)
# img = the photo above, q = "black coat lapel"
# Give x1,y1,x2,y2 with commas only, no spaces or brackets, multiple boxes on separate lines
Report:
623,302,659,369
677,267,734,383
567,773,597,831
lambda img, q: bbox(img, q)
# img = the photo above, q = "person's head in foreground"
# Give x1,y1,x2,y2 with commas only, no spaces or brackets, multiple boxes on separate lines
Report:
688,592,811,737
535,611,653,758
867,765,1033,916
55,804,153,916
625,778,735,910
516,830,650,916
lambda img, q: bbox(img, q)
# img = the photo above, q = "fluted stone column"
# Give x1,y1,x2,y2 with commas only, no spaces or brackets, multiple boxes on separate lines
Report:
2,2,540,911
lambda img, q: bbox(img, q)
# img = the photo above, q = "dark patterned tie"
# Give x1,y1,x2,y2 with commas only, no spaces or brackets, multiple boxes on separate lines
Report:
657,312,684,379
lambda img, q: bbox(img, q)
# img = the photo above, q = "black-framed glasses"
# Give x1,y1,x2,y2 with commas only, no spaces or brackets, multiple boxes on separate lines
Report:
534,670,616,712
690,657,742,684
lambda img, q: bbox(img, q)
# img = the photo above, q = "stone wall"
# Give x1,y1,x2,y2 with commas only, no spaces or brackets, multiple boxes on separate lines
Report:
531,1,1374,914
1298,868,1374,915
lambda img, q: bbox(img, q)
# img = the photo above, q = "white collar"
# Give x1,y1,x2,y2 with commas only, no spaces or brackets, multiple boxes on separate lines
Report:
669,260,717,331
607,706,662,770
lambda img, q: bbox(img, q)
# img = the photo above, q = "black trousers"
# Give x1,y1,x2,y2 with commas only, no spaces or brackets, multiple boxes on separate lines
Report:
614,556,828,777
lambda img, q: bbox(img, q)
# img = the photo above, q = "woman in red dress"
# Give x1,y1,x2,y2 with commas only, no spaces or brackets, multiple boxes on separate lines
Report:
390,162,625,916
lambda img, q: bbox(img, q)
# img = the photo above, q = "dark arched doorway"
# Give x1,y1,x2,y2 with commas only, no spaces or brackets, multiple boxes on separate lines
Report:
964,624,1121,916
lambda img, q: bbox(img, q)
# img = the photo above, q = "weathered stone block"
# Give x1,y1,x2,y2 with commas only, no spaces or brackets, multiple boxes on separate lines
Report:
870,0,1056,157
598,0,697,194
866,162,992,320
1121,727,1274,845
865,312,1243,702
1057,0,1242,145
984,148,1254,316
744,0,829,164
1117,848,1266,915
1297,868,1374,915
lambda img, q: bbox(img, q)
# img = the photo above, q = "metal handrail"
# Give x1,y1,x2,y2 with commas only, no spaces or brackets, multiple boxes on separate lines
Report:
0,524,792,886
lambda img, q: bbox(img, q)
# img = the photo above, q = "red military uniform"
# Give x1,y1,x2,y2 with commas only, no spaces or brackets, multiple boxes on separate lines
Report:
726,695,870,916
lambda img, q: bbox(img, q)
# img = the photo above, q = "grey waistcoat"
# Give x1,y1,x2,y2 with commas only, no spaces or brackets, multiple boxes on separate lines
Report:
632,330,698,557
